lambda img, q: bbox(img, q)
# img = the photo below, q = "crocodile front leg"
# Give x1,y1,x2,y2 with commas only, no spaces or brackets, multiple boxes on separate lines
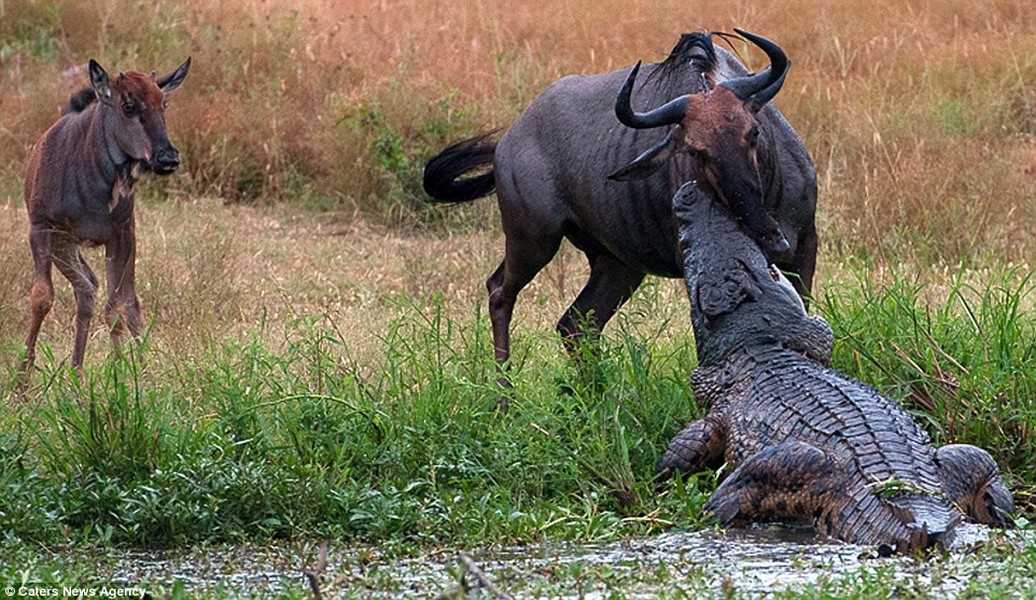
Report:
658,415,728,479
704,440,843,527
936,443,1014,527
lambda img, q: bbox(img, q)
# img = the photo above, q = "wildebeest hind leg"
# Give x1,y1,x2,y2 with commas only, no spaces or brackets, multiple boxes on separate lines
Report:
20,228,57,388
486,232,563,391
52,238,99,376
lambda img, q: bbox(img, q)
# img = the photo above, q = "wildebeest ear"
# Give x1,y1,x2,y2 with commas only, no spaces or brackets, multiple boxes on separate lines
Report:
88,59,114,104
608,131,680,181
157,57,191,94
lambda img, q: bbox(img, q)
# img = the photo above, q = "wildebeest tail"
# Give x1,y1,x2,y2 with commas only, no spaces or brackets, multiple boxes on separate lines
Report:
423,131,498,203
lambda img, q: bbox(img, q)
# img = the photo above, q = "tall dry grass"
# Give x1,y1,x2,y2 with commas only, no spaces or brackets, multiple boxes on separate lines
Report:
2,0,1034,238
1,0,1035,366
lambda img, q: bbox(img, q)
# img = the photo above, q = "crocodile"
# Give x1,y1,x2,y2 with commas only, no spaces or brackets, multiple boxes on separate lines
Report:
660,182,1014,553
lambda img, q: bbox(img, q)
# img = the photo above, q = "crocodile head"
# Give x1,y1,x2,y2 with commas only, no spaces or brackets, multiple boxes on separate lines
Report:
673,181,830,365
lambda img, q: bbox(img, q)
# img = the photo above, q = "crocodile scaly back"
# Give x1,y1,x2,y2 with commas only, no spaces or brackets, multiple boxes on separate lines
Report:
663,182,1012,553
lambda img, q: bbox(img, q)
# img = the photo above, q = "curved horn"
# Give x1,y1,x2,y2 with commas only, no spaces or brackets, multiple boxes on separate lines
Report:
615,61,690,129
719,28,789,106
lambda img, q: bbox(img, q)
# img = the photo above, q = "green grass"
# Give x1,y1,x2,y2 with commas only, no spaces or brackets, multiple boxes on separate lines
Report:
1,296,707,551
820,265,1036,481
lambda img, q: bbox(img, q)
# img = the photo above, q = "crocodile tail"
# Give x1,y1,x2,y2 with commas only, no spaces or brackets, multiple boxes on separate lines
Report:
828,490,961,554
887,494,961,552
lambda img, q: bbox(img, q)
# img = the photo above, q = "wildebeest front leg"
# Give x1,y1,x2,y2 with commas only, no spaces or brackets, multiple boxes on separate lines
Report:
104,212,144,356
555,252,645,354
780,221,818,304
20,227,57,385
52,237,99,375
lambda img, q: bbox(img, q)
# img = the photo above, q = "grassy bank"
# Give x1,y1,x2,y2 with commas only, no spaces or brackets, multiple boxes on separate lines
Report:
2,254,1035,546
0,226,1035,595
1,297,701,548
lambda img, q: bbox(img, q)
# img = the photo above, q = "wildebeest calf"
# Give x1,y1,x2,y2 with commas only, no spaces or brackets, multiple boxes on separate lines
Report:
20,57,191,387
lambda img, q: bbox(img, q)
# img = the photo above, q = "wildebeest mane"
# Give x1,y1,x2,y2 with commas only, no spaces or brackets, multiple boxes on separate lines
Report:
63,86,98,115
645,31,718,92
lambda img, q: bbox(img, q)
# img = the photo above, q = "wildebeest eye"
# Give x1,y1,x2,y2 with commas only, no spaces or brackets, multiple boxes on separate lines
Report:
122,102,140,116
748,126,761,145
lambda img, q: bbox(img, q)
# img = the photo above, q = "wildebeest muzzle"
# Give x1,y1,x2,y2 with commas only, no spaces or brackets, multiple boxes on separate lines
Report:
153,145,180,175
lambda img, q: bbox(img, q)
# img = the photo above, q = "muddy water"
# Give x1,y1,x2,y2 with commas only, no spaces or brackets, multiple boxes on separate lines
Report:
100,524,1020,598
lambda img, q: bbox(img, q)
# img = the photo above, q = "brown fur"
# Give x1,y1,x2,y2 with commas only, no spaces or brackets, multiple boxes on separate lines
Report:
18,58,190,391
681,87,763,211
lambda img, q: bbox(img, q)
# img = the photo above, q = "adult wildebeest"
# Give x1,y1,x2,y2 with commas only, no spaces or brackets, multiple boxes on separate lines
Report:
423,29,817,378
19,57,191,387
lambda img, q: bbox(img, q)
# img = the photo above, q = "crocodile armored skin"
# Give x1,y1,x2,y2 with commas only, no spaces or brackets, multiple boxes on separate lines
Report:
661,182,1013,553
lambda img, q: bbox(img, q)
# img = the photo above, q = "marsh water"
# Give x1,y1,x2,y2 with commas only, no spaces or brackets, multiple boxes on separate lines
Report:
83,523,1029,598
